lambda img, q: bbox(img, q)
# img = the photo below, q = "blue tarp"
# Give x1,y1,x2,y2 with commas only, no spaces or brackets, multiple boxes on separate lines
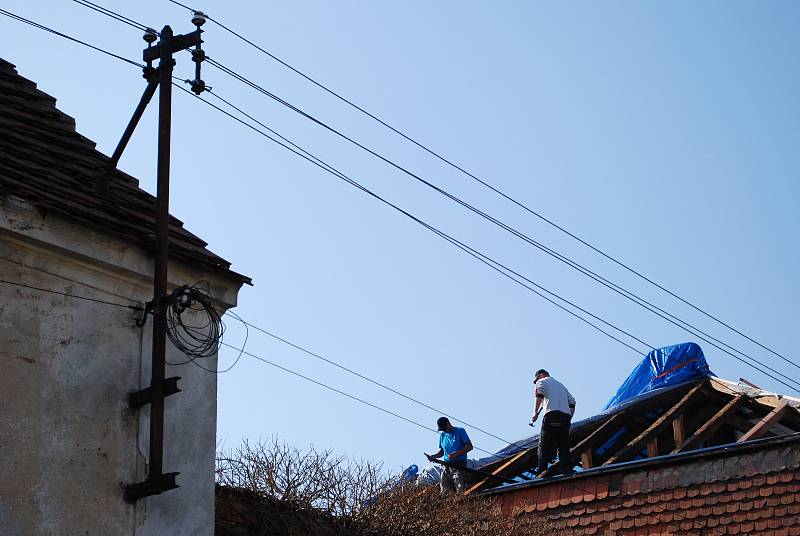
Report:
602,342,713,411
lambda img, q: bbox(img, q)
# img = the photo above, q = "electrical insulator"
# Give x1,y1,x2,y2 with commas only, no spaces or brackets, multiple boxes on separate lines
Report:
191,11,207,28
143,28,158,44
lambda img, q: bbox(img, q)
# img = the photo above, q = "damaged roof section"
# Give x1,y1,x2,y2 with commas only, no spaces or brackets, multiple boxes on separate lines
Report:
0,57,250,285
467,377,800,495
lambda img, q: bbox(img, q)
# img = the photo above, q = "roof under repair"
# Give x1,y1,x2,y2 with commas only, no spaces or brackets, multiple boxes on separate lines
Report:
417,342,800,496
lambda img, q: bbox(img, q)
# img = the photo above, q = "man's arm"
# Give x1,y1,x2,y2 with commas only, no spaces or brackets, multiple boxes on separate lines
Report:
448,441,473,460
425,448,444,461
532,393,544,422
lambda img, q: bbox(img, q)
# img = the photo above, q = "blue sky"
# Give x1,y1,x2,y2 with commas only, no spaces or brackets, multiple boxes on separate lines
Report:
2,1,798,471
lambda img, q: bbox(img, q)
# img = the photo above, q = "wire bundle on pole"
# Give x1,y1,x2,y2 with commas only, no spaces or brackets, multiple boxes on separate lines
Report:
165,282,224,361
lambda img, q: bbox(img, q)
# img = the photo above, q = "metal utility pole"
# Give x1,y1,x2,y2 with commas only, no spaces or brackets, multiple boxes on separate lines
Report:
111,20,205,502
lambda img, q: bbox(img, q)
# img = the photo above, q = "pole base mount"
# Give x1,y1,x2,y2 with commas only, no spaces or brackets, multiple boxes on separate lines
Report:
124,472,180,502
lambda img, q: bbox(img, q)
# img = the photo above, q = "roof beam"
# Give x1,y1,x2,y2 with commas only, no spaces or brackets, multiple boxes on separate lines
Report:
672,414,685,448
538,413,623,478
738,400,790,443
603,380,707,466
464,448,536,496
672,394,745,454
581,450,593,470
647,438,659,458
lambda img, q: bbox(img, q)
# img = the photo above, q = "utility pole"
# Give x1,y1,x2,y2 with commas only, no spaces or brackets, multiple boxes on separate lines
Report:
103,17,207,502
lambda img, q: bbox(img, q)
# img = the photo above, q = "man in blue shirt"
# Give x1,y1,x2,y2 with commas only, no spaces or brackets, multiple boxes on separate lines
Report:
425,417,473,494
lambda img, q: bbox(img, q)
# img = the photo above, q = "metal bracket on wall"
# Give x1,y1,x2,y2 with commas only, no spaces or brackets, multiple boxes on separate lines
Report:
128,377,181,408
124,472,180,502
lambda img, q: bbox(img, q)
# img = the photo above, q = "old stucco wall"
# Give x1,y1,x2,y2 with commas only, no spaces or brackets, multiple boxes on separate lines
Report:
0,194,243,536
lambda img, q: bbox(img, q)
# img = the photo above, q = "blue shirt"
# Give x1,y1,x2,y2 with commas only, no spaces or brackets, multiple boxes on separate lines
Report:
439,427,471,462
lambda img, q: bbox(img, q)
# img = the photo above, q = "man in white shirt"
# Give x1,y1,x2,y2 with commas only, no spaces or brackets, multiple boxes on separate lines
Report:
530,369,576,476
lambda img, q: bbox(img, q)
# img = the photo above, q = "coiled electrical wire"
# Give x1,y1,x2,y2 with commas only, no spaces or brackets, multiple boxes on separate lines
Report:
165,282,224,361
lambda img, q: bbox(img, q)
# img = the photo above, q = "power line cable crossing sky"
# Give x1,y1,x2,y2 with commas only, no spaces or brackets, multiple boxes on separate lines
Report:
2,1,798,468
168,0,797,374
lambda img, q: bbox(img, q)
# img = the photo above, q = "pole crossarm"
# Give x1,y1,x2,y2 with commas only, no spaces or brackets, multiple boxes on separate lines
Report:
143,28,201,62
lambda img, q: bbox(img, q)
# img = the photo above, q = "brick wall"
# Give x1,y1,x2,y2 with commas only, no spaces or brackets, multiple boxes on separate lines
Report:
490,442,800,535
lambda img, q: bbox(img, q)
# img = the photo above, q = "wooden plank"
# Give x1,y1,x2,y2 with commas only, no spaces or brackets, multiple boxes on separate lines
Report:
711,377,800,431
673,414,685,447
708,378,739,397
464,448,535,496
581,450,593,469
752,396,791,410
738,378,761,389
738,401,790,443
426,458,517,484
465,413,617,493
647,438,658,458
673,394,745,454
538,413,622,478
603,380,707,466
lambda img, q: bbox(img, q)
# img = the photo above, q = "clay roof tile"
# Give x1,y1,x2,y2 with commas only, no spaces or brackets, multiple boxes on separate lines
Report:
0,58,251,285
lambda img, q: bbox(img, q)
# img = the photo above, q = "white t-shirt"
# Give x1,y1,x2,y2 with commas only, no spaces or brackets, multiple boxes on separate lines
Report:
535,376,576,416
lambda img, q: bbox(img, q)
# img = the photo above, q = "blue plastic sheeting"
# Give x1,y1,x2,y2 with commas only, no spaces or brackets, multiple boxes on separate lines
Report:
400,464,418,482
602,342,713,411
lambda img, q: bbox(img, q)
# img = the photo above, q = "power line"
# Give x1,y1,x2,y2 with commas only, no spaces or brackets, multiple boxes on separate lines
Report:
220,336,800,513
226,317,513,445
0,8,144,69
3,8,797,391
0,279,143,310
186,82,800,392
70,0,150,32
219,341,499,458
0,11,580,443
202,58,800,391
177,85,800,393
199,87,653,354
11,12,796,506
33,0,800,384
5,276,794,499
167,0,794,373
0,273,512,448
49,0,797,389
181,84,653,356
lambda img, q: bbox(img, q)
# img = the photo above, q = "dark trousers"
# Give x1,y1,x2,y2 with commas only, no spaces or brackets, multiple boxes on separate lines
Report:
537,411,572,473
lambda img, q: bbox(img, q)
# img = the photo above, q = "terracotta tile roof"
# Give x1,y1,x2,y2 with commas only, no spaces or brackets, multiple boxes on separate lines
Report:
492,436,800,535
0,57,250,285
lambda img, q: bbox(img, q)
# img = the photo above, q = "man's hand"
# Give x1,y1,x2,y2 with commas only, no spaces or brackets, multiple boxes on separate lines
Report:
531,411,539,423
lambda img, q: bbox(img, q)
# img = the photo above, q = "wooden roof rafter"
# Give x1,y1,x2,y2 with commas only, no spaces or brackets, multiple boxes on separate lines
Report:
737,400,791,443
537,413,624,478
602,380,708,466
464,448,538,496
672,394,745,454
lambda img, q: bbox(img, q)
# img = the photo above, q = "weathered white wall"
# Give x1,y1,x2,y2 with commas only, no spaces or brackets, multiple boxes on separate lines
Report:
0,194,242,536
